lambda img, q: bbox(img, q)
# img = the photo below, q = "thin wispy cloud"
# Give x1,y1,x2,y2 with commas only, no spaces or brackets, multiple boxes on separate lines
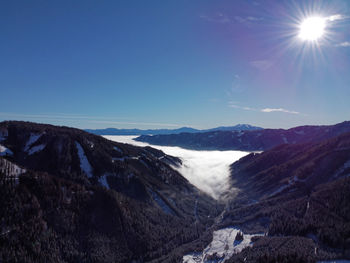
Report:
325,14,350,48
199,13,231,24
234,16,263,24
200,13,263,26
229,104,256,111
335,41,350,47
250,60,273,71
229,74,246,94
229,103,300,115
326,14,348,22
261,108,299,114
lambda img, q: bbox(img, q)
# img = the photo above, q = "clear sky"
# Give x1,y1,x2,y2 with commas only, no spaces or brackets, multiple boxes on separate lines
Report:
1,0,350,129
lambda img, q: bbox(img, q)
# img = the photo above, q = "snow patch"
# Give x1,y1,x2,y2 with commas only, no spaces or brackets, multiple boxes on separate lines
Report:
87,141,94,149
294,130,305,135
281,135,288,144
24,134,42,152
0,130,8,142
334,159,350,178
113,146,123,153
235,130,244,137
270,175,305,197
183,227,263,262
99,174,109,189
75,142,93,178
28,144,46,155
0,145,13,156
112,156,140,162
269,184,289,197
149,190,175,215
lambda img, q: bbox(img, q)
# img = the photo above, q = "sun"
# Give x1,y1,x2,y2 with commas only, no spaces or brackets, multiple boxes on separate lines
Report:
298,17,326,41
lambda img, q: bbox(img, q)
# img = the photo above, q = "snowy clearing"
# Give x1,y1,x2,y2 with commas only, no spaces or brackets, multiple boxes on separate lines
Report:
113,146,123,153
149,189,175,215
183,227,264,263
28,144,46,155
24,133,42,152
0,129,8,141
75,142,93,178
0,145,13,156
99,174,110,189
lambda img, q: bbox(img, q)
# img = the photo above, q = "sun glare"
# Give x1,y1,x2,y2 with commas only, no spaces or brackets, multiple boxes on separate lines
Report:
298,16,326,41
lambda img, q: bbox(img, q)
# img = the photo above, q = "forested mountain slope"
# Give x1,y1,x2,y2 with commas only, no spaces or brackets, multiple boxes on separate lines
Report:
221,132,350,262
0,121,220,263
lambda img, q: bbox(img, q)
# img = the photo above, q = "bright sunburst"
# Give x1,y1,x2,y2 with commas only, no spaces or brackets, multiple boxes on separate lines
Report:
298,16,326,41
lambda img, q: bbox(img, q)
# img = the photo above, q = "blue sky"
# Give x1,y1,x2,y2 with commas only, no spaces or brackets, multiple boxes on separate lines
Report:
1,0,350,129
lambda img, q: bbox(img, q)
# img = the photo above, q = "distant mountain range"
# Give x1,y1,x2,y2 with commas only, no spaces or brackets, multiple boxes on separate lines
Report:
136,121,350,151
85,124,262,136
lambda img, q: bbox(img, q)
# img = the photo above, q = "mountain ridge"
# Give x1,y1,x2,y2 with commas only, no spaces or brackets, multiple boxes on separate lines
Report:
1,120,350,262
85,124,262,136
136,121,350,151
0,120,220,262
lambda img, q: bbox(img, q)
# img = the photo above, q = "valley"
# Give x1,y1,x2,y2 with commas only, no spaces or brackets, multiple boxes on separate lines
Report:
104,135,249,200
0,121,349,262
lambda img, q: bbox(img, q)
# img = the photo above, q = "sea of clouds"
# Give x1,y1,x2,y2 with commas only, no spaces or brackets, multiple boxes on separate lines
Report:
104,135,249,199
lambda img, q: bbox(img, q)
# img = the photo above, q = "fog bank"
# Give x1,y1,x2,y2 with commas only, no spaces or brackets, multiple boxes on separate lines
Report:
104,136,249,199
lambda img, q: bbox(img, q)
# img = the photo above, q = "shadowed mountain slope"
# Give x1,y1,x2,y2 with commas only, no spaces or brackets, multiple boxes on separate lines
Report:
0,121,220,263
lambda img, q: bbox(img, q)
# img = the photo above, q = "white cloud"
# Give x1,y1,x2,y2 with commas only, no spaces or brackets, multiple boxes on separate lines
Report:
326,14,347,21
261,108,299,114
250,60,273,71
229,103,300,115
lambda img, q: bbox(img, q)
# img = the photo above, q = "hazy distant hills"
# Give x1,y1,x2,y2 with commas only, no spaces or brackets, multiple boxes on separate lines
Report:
137,121,350,151
0,121,219,262
85,124,262,136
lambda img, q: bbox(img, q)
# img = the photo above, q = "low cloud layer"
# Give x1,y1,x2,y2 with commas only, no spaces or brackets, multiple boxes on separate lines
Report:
105,136,249,199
